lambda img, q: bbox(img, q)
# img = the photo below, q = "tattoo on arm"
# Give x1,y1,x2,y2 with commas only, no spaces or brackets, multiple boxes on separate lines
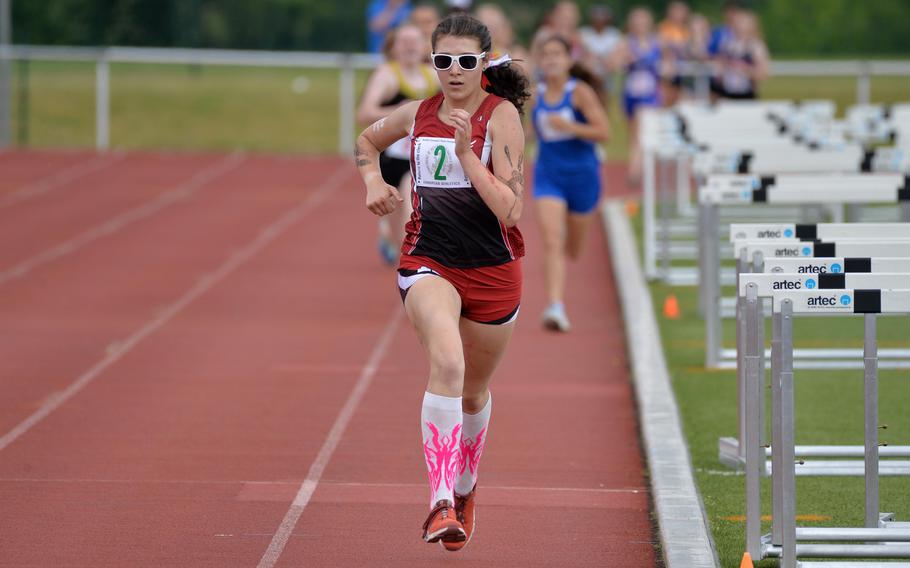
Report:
354,142,372,168
497,146,524,221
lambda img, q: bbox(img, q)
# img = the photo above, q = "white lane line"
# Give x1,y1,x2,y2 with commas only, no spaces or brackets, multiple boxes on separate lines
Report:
0,152,245,286
256,308,405,568
0,164,351,453
0,152,128,210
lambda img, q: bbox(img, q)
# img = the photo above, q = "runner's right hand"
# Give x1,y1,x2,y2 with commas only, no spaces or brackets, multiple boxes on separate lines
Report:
366,180,403,216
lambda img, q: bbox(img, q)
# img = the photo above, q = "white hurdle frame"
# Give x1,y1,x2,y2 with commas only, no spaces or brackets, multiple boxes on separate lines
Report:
759,289,910,568
736,273,910,561
726,240,910,369
721,258,910,478
640,103,910,283
699,175,910,368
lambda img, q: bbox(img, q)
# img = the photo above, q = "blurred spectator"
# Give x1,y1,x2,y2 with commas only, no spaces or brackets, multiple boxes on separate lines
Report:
475,3,531,75
657,1,691,105
711,10,769,100
579,5,622,103
607,6,662,185
357,24,439,264
688,13,711,62
409,2,440,57
707,0,742,56
676,13,712,97
367,0,413,53
533,1,585,60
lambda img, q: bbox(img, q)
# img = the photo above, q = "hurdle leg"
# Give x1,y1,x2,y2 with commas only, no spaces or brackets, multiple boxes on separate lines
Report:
744,283,763,558
675,151,692,216
659,156,672,279
643,149,657,279
754,252,768,451
702,202,721,368
736,249,748,459
696,173,707,316
697,197,706,317
847,203,863,222
864,313,880,528
780,300,797,568
827,202,845,223
771,310,783,545
757,295,767,449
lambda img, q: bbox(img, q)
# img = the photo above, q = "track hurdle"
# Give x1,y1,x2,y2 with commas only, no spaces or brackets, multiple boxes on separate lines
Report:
694,146,910,179
646,144,908,285
640,102,851,283
847,103,910,146
724,240,910,369
719,223,910,317
699,175,910,368
760,288,910,567
763,257,910,274
735,274,910,561
720,257,910,480
727,272,910,491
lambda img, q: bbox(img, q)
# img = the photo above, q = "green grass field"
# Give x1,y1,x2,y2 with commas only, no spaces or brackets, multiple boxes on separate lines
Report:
628,211,910,567
9,60,910,157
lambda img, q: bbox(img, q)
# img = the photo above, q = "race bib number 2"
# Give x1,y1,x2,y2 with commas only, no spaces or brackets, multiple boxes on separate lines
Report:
414,137,488,189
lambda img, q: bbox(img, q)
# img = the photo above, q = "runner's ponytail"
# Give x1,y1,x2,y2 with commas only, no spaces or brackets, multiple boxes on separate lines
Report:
482,60,531,115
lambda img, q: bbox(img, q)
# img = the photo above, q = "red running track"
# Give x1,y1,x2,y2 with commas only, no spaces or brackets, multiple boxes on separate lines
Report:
0,151,655,567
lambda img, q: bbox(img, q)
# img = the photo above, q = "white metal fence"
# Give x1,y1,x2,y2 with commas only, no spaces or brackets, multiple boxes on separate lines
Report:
1,45,910,154
0,45,382,153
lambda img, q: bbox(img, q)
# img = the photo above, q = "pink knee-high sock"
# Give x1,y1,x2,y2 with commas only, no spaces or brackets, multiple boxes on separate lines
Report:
421,391,463,508
456,393,491,496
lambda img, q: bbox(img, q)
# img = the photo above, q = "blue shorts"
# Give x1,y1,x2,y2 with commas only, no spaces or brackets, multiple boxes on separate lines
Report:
533,164,602,214
623,93,660,118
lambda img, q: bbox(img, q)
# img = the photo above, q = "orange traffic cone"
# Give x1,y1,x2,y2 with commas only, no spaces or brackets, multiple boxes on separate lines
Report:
663,294,680,319
739,551,754,568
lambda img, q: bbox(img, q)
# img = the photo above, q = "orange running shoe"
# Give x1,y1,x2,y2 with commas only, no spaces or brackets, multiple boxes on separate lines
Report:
452,485,476,549
422,500,466,547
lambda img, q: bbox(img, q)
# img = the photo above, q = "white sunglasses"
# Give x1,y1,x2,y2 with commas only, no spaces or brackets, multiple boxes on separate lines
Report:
431,52,487,71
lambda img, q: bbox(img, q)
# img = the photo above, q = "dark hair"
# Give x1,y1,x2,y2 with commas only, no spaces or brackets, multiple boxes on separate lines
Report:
431,14,531,115
539,34,605,100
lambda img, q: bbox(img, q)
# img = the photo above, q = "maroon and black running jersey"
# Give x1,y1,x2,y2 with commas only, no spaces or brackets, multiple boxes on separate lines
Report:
401,92,525,269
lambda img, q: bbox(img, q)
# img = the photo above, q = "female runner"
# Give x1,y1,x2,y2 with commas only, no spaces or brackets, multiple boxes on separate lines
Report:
608,6,663,185
354,13,530,551
530,34,610,332
357,24,439,265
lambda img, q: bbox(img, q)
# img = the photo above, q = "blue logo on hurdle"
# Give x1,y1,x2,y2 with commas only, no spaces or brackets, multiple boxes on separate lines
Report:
831,263,842,273
784,228,794,238
802,247,811,256
805,279,816,289
840,295,852,306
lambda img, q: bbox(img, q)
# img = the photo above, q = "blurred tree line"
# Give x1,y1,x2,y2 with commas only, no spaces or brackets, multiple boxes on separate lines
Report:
11,0,910,56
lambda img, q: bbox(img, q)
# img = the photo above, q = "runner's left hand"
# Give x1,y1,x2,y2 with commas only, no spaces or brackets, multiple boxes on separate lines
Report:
450,109,473,158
